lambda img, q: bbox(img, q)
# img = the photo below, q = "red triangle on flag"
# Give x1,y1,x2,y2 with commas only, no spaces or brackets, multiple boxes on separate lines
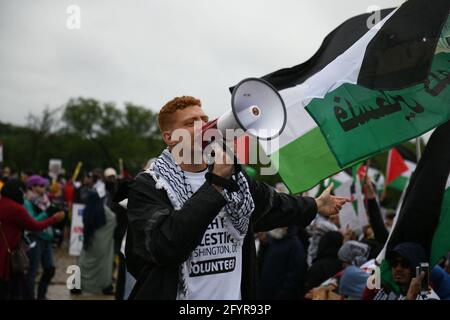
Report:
357,164,367,181
386,148,408,185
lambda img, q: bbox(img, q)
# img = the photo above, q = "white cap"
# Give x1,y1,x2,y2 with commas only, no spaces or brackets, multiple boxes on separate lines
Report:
104,167,117,178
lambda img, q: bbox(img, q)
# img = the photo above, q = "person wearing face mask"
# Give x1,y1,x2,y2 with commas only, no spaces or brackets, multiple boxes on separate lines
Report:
0,179,64,300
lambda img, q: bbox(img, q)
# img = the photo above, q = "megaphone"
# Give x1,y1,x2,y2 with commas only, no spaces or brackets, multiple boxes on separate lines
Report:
202,78,287,143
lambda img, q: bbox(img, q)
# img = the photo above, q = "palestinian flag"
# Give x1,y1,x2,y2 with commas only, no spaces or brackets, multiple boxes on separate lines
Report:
386,148,408,185
386,145,417,191
378,120,450,288
252,0,449,193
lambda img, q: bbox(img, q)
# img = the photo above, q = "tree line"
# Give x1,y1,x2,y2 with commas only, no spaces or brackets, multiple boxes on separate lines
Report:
0,97,164,176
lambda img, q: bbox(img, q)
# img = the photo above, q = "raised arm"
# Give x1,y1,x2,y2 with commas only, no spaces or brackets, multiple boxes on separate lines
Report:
23,200,48,221
248,177,350,233
12,205,60,231
363,176,389,243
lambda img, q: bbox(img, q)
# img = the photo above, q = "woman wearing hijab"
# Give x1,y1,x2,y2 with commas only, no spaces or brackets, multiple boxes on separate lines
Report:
77,171,117,295
304,231,344,293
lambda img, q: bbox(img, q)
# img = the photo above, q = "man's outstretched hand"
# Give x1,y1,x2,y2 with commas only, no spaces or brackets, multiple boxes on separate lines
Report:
315,183,351,217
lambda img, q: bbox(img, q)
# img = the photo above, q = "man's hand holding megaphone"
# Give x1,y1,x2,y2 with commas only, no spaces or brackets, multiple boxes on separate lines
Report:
205,143,232,193
208,142,234,179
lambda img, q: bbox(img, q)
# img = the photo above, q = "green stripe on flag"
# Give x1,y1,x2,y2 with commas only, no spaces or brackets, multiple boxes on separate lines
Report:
380,259,401,295
271,127,342,193
306,52,450,167
388,176,408,191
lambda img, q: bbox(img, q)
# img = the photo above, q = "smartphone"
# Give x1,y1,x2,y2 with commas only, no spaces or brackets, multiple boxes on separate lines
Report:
416,262,430,295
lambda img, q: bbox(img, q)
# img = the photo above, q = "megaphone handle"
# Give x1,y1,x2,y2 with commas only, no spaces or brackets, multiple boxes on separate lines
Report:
232,154,242,173
218,137,242,173
207,139,242,172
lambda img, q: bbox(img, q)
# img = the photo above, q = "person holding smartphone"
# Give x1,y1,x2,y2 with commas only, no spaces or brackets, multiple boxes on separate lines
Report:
369,242,440,300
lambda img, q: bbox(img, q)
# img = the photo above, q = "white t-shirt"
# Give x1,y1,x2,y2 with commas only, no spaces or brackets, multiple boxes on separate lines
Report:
179,169,243,300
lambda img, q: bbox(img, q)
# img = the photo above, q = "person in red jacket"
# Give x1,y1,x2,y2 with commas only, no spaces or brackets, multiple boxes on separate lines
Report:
0,179,64,300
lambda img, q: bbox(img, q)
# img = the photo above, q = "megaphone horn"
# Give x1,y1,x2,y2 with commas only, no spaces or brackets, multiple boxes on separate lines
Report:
202,78,287,142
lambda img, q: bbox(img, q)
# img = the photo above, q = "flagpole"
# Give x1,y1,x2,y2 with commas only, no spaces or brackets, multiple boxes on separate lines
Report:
119,158,124,178
381,150,393,202
376,138,420,264
376,146,414,264
416,137,421,161
376,174,410,264
71,161,82,182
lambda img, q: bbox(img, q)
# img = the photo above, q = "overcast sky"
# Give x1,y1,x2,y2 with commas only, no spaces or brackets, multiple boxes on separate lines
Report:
0,0,404,125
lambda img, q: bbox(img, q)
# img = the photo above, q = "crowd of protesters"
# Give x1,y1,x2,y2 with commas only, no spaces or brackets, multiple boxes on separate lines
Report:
254,176,450,300
1,163,450,300
0,166,128,300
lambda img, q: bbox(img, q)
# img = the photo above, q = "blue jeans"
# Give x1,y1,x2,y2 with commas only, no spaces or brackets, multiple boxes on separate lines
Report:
25,238,55,300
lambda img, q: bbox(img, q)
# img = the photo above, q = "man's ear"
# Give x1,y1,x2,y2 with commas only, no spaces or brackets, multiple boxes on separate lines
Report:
162,131,174,148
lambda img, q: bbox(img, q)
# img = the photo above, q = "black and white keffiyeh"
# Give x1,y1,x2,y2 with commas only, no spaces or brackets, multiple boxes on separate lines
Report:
146,148,254,299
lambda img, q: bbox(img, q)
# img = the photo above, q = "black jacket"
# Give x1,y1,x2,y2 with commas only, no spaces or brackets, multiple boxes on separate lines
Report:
125,171,318,300
258,226,306,299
